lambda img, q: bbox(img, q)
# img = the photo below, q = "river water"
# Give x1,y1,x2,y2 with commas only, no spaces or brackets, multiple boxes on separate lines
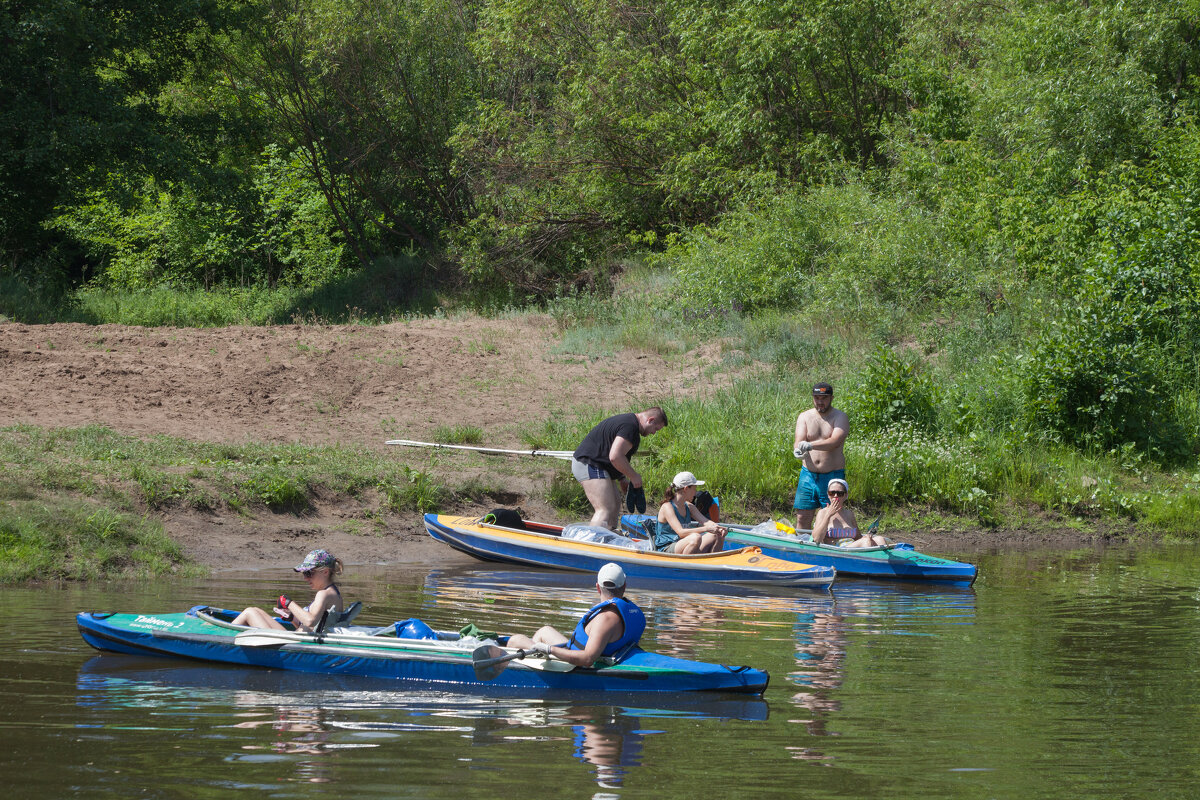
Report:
3,544,1199,799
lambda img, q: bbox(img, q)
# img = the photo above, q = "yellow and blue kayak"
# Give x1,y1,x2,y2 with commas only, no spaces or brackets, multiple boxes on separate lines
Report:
423,513,836,590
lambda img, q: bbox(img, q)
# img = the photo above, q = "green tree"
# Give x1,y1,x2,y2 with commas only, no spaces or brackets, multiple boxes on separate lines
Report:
230,0,478,263
0,0,238,269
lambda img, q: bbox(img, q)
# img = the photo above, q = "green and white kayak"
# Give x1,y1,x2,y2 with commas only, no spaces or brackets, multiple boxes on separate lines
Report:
621,514,976,586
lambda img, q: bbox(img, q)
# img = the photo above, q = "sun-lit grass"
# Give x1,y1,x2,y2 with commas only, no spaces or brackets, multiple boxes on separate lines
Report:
431,425,484,445
0,485,199,582
0,424,467,581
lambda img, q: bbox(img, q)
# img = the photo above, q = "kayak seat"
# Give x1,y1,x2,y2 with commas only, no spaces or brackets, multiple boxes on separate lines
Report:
313,601,362,634
332,601,362,626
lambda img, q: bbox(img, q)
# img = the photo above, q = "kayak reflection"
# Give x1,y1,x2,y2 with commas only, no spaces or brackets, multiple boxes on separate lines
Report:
76,655,767,789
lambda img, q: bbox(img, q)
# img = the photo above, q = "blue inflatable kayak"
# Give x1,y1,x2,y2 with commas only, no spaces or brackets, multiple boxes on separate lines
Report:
77,606,770,695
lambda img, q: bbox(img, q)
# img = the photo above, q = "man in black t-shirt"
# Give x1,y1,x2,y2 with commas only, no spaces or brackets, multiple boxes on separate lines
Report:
571,407,668,530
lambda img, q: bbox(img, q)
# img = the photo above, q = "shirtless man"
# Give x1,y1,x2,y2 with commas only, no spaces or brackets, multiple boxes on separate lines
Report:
792,382,849,531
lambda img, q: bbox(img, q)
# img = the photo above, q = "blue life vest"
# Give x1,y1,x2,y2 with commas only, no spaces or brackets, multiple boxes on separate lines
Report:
567,597,646,659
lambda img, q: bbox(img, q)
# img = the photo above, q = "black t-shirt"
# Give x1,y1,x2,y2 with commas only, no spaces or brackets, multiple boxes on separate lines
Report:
573,413,641,478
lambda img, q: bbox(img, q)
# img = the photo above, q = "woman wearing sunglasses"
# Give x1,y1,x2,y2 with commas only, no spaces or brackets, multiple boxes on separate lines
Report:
812,479,886,548
232,549,345,631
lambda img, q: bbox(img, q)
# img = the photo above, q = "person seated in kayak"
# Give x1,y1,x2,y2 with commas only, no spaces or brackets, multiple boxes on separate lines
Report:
812,479,885,547
653,471,727,554
231,549,345,632
506,563,646,667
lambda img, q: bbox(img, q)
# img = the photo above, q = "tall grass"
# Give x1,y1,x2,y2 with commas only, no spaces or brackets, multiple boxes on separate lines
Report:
531,368,1200,535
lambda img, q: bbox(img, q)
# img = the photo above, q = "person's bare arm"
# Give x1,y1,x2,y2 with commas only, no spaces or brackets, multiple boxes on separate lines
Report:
809,414,849,450
287,587,339,631
542,611,621,667
608,436,641,487
793,413,810,451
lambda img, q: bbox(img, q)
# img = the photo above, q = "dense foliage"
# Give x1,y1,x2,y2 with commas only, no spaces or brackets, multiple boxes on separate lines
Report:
3,0,1199,469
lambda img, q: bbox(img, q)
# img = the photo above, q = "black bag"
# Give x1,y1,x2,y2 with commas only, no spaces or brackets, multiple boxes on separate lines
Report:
484,507,527,530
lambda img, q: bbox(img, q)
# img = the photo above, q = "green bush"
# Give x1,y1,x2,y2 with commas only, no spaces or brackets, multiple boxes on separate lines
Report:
844,346,939,434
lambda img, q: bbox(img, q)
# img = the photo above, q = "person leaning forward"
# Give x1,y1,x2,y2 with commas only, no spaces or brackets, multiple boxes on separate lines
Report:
506,563,646,668
572,407,668,530
793,382,849,531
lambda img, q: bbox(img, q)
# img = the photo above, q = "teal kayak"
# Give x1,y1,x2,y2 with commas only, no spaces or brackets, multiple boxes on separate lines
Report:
621,514,976,586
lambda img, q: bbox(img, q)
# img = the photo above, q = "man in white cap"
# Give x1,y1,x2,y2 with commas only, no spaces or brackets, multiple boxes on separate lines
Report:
506,563,646,667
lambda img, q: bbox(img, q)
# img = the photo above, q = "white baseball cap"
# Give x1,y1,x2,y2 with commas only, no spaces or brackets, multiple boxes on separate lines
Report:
671,471,705,488
597,562,626,589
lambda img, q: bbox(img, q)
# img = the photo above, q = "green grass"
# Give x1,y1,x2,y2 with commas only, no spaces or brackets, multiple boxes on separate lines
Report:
526,360,1200,535
431,425,485,445
1,256,440,327
0,424,479,582
0,483,198,582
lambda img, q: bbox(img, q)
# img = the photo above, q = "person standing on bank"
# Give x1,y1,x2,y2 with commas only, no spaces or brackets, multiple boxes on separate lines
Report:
572,408,668,531
793,382,849,531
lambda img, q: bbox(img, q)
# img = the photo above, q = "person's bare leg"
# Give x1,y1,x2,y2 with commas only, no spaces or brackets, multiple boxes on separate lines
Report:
581,478,621,529
508,626,566,650
232,607,285,629
796,508,816,532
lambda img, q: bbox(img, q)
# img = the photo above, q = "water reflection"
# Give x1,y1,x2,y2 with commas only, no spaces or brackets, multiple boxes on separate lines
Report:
76,654,767,793
14,545,1200,798
423,565,839,651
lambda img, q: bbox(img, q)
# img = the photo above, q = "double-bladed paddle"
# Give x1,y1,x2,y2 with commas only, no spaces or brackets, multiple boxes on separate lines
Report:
471,644,534,681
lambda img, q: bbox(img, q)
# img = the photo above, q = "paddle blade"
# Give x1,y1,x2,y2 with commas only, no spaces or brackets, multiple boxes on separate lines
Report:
865,514,883,535
472,644,520,681
233,630,294,648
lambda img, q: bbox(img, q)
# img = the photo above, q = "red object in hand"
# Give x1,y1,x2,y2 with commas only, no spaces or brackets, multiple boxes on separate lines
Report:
278,595,293,619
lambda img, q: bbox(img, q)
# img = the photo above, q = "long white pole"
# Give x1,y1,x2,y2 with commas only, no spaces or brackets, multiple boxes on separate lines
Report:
385,439,574,460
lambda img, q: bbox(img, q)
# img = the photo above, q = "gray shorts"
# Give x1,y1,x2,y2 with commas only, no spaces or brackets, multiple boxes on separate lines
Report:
571,457,613,483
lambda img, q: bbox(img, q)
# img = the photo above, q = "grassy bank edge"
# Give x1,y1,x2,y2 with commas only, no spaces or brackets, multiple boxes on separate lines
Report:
3,421,1197,584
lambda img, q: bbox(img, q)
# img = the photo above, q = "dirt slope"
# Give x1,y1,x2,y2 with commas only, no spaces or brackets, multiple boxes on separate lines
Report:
0,317,732,569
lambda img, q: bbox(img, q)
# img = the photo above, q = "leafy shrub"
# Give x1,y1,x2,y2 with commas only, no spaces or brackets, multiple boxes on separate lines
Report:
844,346,939,433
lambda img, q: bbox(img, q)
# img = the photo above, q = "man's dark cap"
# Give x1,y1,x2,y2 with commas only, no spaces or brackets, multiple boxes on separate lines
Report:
812,382,833,396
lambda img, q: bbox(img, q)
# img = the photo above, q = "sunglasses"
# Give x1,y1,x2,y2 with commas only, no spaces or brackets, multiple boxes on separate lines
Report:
301,568,320,578
828,490,846,497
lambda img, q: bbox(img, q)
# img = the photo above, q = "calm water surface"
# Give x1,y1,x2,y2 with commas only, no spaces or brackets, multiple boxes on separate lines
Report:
3,544,1199,799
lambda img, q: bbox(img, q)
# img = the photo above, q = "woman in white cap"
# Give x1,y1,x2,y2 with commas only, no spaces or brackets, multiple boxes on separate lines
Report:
231,548,345,631
812,479,885,547
653,471,727,555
